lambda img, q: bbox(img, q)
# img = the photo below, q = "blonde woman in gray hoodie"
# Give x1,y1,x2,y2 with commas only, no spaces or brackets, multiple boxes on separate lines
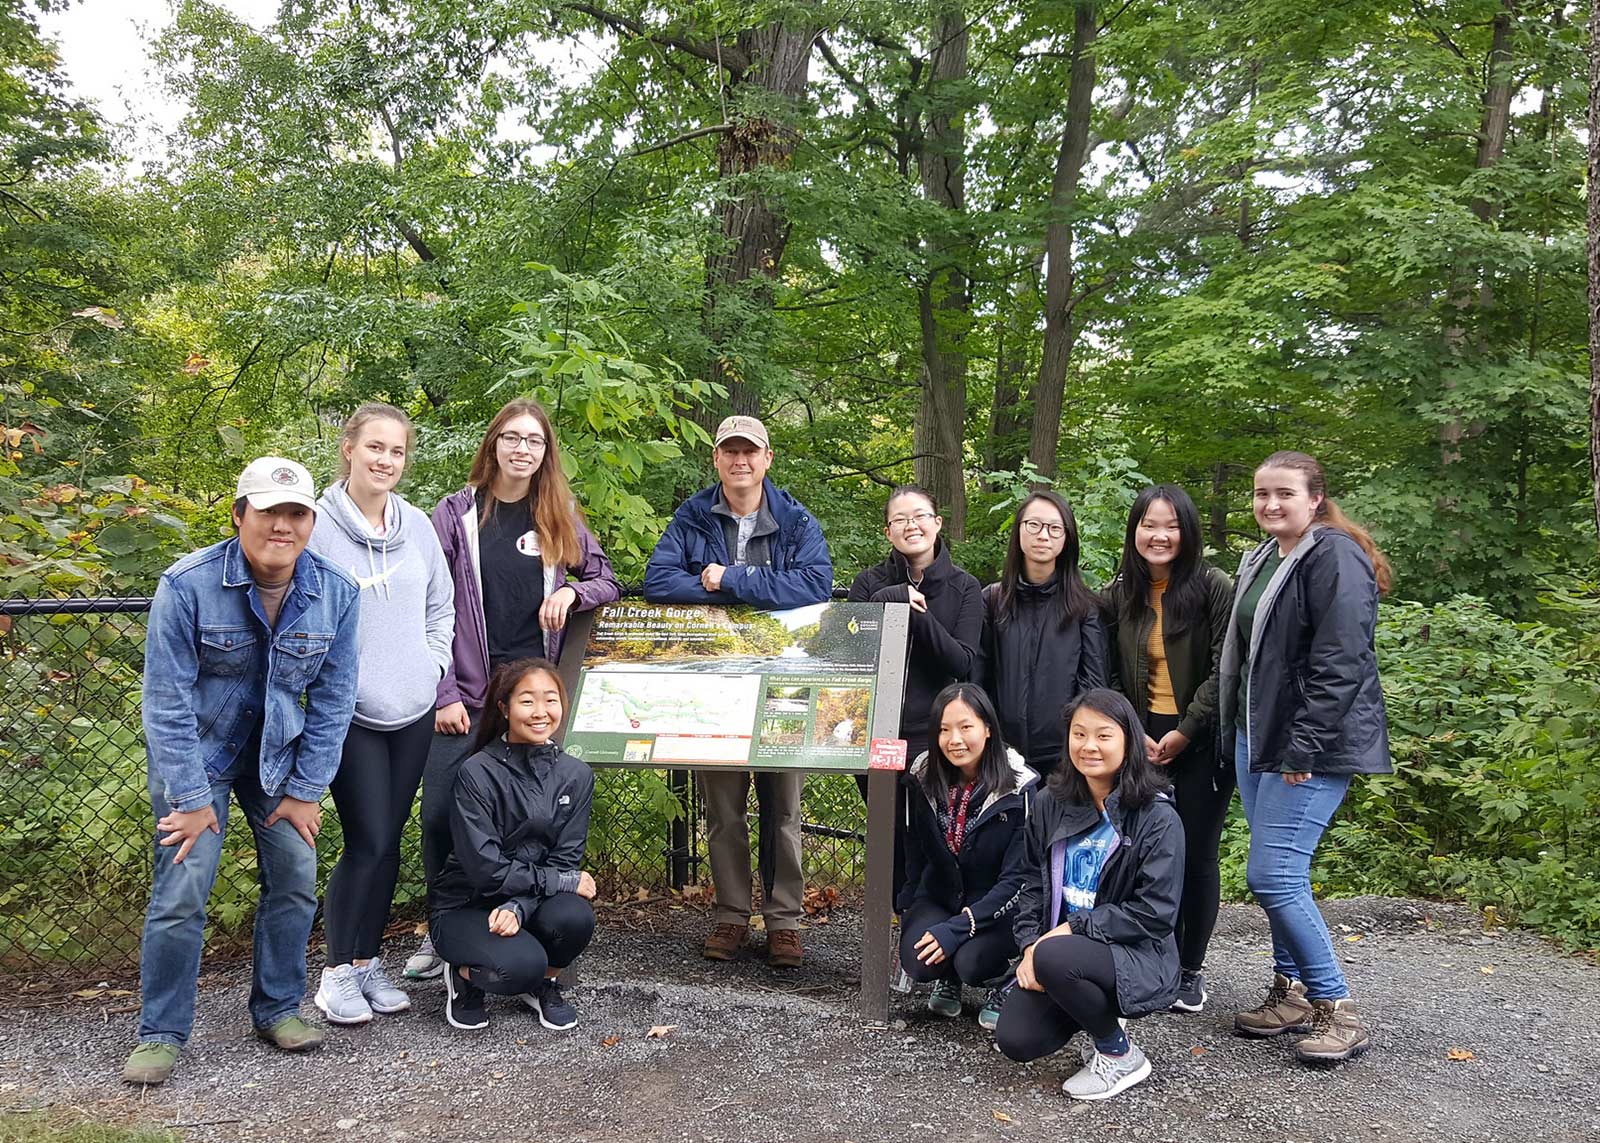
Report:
307,403,455,1026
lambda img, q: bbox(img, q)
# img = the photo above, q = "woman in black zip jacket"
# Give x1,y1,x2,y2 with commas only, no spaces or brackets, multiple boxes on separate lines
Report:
977,491,1107,778
1103,485,1234,1014
995,689,1183,1103
430,658,598,1033
898,683,1039,1030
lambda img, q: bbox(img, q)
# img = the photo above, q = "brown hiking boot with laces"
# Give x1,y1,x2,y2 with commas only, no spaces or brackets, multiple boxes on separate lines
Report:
702,922,749,961
1294,998,1371,1063
766,928,803,968
1234,973,1314,1038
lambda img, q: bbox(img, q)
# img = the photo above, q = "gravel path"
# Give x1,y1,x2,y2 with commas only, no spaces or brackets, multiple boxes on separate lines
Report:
2,896,1596,1143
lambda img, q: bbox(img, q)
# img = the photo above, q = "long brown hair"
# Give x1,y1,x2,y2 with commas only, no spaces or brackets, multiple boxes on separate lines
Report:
468,398,582,568
339,402,414,478
1256,450,1393,595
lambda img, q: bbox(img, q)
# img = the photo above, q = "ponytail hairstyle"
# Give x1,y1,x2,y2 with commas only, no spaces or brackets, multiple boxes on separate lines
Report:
468,398,583,568
471,657,568,754
1048,688,1170,810
1107,484,1206,633
919,683,1016,808
995,490,1097,629
338,402,415,479
1257,450,1393,595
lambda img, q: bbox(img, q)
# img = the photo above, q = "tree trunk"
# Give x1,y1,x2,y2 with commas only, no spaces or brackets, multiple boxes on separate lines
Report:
1587,3,1600,542
702,18,818,420
912,7,970,537
986,286,1033,480
1027,0,1096,480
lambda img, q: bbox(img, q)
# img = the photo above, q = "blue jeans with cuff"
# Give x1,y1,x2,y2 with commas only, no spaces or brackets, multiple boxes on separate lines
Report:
1234,734,1351,1001
137,749,319,1046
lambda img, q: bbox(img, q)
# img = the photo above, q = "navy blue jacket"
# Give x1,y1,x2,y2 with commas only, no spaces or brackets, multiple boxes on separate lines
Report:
642,478,833,609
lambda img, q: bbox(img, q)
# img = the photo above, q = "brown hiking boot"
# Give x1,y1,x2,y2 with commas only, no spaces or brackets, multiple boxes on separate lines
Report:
1294,998,1371,1064
766,928,803,968
702,922,749,961
1234,973,1314,1038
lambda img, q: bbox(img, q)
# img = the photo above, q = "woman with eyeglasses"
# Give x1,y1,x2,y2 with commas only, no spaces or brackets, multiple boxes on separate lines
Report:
404,398,620,981
977,491,1107,778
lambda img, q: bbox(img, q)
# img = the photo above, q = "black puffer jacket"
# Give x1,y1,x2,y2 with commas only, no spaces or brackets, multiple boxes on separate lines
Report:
1218,526,1391,776
898,749,1040,954
848,538,983,746
976,580,1107,776
1013,785,1184,1017
431,738,594,921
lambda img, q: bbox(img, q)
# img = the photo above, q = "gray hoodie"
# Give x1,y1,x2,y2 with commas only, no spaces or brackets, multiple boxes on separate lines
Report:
309,481,455,731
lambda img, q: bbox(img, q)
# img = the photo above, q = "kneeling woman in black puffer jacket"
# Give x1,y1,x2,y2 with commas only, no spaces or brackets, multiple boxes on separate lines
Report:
899,683,1039,1030
430,658,598,1033
996,689,1183,1102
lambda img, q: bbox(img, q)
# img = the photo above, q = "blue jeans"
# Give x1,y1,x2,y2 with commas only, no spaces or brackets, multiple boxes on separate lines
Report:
1234,734,1351,1001
138,749,320,1045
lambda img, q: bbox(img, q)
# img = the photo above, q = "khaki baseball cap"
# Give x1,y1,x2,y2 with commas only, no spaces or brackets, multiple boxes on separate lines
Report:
713,414,770,450
236,456,317,511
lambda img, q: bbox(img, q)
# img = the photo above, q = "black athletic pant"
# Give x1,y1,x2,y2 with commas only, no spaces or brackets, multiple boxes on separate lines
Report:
995,934,1120,1061
1144,710,1234,972
430,894,596,995
323,711,435,965
419,710,482,888
899,900,1017,987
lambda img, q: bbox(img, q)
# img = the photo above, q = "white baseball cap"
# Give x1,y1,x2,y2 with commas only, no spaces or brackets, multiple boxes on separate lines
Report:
236,456,317,511
714,414,770,450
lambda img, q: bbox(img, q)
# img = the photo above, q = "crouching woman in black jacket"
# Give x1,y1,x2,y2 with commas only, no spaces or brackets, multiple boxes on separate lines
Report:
995,689,1183,1102
899,684,1039,1030
430,658,597,1032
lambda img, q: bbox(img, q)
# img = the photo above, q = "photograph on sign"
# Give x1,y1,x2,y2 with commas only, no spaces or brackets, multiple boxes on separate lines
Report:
563,601,889,771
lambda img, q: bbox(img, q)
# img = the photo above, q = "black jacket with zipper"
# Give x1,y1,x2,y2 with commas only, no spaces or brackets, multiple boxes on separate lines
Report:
1013,784,1184,1017
1105,563,1234,768
848,537,983,746
431,738,594,922
976,580,1108,776
898,748,1040,954
1218,526,1392,776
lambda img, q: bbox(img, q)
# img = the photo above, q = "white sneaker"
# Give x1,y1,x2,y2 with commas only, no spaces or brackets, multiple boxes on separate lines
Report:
358,957,411,1015
1062,1041,1151,1101
314,964,373,1025
403,934,445,980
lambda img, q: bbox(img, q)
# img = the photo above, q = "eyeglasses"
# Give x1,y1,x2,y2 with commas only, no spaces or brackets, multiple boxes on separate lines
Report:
887,511,938,531
1020,519,1066,539
498,431,548,452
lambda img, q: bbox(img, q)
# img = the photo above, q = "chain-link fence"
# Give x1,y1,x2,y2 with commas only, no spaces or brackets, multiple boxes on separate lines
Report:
0,594,867,979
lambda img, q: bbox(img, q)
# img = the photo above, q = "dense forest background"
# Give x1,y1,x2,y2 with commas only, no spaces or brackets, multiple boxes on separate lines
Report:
2,0,1599,947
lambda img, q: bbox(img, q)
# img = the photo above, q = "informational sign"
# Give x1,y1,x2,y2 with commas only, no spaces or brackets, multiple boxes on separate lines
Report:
562,601,907,773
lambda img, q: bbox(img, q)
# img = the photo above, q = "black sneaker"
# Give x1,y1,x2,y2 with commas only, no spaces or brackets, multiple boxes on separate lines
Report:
444,964,489,1031
1171,969,1208,1013
523,977,578,1031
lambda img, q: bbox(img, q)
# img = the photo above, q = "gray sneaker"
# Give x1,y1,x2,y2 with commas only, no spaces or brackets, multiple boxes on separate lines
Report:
1062,1041,1151,1101
404,934,445,980
927,978,963,1018
314,964,373,1026
358,957,411,1015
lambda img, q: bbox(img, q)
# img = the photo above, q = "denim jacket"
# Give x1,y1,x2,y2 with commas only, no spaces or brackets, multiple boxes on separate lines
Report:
141,538,361,813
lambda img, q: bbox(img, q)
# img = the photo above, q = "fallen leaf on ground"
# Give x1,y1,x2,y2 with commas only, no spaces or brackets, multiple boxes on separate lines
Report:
1479,965,1495,974
1190,1045,1209,1057
1344,934,1363,942
601,1034,621,1048
992,1110,1014,1124
1446,1047,1476,1061
647,1024,678,1039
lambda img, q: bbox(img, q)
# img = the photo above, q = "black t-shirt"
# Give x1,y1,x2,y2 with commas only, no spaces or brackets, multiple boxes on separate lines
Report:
477,492,545,667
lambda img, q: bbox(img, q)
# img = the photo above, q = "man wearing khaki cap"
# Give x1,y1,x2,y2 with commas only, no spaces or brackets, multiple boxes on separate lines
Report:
644,416,833,966
123,457,360,1086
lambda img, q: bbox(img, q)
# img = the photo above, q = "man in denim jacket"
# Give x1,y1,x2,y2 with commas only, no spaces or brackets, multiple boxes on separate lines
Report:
123,457,360,1087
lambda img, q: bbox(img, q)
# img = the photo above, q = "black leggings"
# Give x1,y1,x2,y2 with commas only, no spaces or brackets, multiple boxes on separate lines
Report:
323,712,435,965
995,934,1120,1061
419,711,482,888
430,894,596,996
899,900,1017,987
1144,711,1234,972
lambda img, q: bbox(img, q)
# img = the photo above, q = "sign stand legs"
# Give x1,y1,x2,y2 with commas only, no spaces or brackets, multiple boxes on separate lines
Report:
859,766,895,1023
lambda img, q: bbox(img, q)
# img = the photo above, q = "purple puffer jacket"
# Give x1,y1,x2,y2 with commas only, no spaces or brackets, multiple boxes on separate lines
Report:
432,487,621,712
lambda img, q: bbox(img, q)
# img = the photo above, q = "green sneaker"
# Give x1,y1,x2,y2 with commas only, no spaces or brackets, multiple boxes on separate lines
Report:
122,1042,180,1086
254,1014,326,1052
977,987,1005,1031
927,978,963,1018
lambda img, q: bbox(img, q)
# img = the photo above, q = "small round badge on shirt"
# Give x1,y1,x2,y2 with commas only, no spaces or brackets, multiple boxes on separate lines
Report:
515,531,542,557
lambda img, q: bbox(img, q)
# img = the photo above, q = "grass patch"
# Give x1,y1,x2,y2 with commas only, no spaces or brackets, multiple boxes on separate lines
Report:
0,1114,176,1143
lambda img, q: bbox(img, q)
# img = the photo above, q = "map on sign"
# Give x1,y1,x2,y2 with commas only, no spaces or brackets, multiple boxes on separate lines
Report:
561,601,906,772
